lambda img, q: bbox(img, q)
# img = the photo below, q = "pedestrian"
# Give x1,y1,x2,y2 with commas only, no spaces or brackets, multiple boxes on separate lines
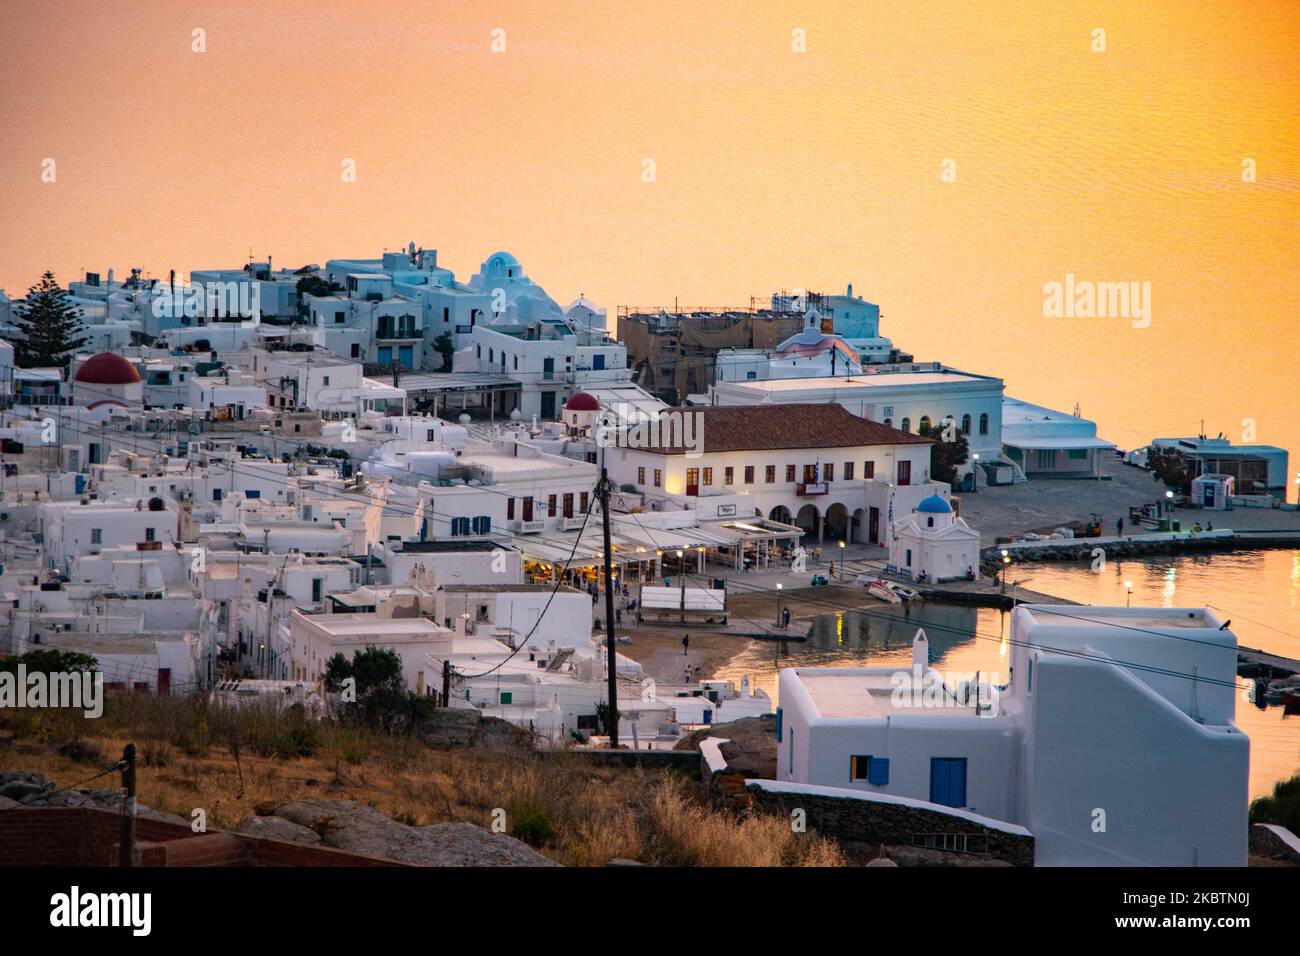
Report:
615,607,622,625
1117,516,1124,536
682,634,690,655
782,607,791,628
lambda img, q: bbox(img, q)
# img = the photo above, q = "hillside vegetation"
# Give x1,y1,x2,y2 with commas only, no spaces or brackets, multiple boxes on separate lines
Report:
0,691,844,867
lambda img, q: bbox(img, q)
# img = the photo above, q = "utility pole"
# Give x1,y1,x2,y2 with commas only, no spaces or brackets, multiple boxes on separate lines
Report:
442,659,451,707
597,469,619,748
119,743,137,867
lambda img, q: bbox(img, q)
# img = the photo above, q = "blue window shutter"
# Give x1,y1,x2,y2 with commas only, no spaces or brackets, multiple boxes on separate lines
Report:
868,757,890,786
774,707,783,743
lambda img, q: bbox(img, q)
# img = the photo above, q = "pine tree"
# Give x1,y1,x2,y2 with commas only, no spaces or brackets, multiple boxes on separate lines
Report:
12,271,87,369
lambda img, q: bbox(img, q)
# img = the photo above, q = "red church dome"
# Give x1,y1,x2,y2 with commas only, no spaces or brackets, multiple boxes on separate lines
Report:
565,391,600,411
74,352,141,385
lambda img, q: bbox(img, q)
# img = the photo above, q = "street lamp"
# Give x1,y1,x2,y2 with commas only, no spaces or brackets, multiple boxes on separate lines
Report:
1000,550,1010,593
971,453,981,493
676,549,685,610
838,540,846,581
1124,580,1133,606
776,582,784,627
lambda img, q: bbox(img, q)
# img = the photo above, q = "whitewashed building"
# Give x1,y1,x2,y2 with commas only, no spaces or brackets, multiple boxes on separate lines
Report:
887,494,981,582
1001,397,1116,480
605,403,941,547
709,363,1006,483
776,606,1249,866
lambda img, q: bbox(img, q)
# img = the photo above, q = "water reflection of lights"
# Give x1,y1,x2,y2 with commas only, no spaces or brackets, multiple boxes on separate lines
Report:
1162,565,1178,605
836,611,843,645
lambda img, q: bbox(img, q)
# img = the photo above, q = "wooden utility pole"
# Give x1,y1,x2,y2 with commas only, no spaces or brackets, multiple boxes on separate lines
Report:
119,743,137,867
442,659,451,708
597,469,619,748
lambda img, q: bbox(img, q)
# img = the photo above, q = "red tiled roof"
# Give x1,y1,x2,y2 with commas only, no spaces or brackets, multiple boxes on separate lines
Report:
639,403,933,454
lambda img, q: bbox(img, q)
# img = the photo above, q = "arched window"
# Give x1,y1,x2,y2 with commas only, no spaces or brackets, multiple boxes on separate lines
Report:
919,415,932,433
900,417,911,433
979,413,989,436
883,418,892,428
961,414,972,435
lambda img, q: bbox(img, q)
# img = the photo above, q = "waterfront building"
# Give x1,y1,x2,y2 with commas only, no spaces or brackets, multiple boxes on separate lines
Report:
1147,436,1288,493
604,403,941,547
887,494,981,582
1000,397,1116,480
708,363,1005,484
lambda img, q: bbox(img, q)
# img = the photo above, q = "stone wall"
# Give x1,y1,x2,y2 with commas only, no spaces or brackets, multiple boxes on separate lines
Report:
742,782,1035,867
978,534,1234,577
0,807,410,867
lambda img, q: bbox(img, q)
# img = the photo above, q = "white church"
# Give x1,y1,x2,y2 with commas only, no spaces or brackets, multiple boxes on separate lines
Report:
887,494,981,583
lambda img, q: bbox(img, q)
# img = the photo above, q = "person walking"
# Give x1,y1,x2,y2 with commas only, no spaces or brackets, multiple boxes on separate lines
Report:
1117,516,1125,537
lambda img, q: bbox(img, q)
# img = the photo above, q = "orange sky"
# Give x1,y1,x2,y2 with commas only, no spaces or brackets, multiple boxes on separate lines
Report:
1,0,1297,466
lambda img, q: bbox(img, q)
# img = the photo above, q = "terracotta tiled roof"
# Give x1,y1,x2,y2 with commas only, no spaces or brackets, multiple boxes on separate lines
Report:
639,403,932,454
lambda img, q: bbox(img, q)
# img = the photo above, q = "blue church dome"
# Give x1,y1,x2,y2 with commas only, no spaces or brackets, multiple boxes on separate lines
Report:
916,495,952,514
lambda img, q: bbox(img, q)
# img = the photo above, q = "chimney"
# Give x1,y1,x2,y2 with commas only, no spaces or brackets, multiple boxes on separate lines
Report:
911,628,929,674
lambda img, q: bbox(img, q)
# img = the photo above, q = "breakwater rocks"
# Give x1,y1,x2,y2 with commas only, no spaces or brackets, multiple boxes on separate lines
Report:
978,534,1236,577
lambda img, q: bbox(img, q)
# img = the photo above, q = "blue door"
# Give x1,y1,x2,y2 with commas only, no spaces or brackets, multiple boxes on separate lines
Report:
377,346,392,365
929,757,967,808
399,346,413,368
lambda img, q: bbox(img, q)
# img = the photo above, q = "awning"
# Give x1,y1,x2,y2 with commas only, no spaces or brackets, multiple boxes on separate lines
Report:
1002,437,1116,451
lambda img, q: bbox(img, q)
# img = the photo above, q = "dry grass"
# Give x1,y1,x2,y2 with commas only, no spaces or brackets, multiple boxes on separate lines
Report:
0,693,845,867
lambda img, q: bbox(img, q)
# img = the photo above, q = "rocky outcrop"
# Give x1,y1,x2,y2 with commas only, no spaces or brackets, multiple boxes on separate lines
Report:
0,771,188,825
414,709,534,751
234,814,322,845
1250,823,1300,864
261,799,558,866
678,715,776,778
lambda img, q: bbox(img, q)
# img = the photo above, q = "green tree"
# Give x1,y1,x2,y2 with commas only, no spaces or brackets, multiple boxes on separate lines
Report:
1147,446,1193,494
324,646,432,732
918,419,970,486
0,648,98,675
12,272,87,369
433,332,455,371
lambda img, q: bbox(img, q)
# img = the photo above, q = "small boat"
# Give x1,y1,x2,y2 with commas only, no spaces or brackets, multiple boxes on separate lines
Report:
862,577,918,604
